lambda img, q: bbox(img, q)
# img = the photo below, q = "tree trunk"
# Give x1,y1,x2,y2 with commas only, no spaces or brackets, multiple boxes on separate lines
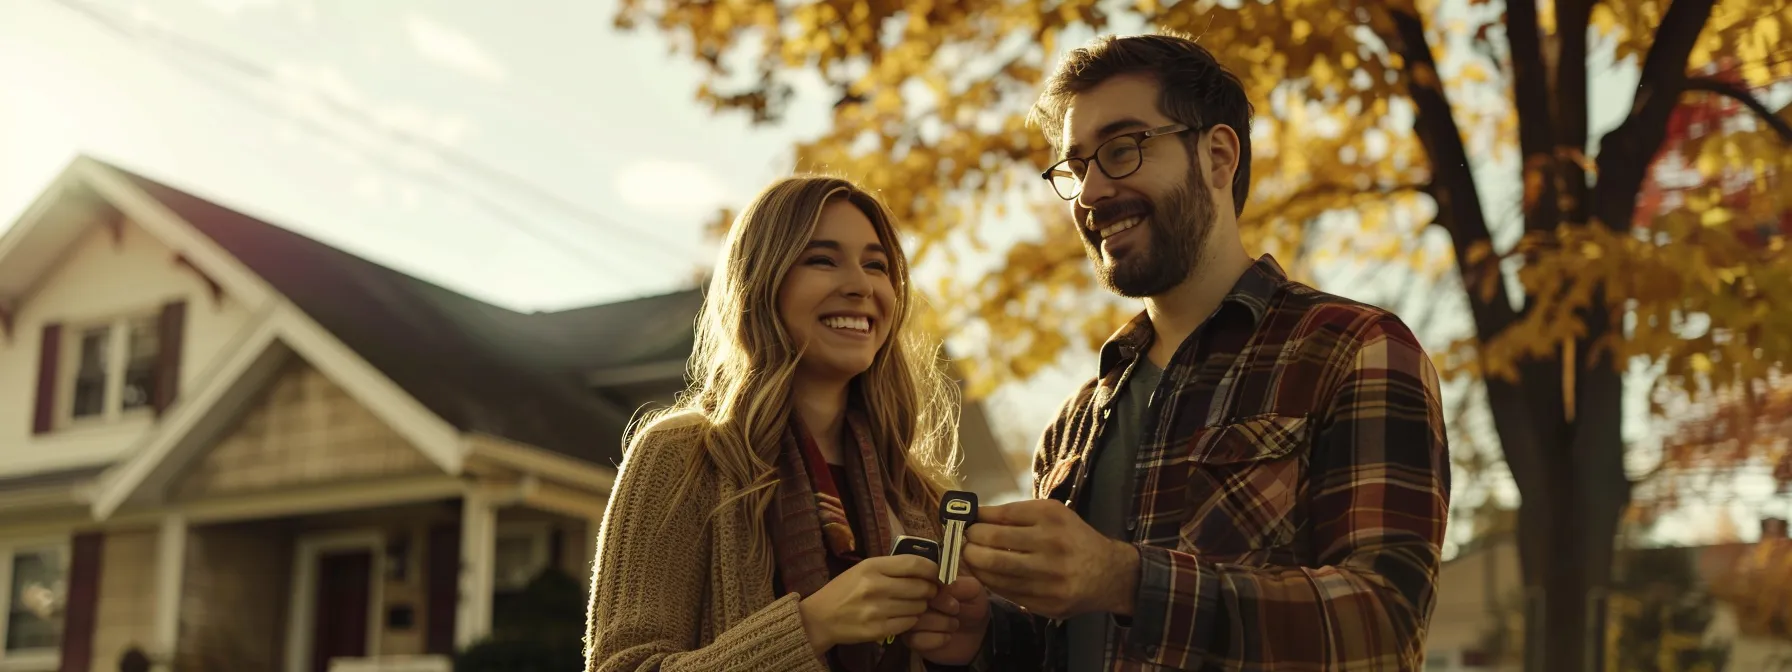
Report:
1494,346,1630,672
1383,2,1679,668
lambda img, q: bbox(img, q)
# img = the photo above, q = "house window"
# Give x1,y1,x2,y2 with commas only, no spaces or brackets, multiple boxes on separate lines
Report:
121,318,160,411
490,523,555,633
0,544,67,663
69,328,110,420
63,314,159,424
492,524,551,592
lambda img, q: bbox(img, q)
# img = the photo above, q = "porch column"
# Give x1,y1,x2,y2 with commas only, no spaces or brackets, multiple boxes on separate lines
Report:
455,491,496,648
152,514,188,671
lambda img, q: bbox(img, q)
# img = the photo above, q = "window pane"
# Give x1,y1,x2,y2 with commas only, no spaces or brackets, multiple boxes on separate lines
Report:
122,318,160,410
71,328,110,419
5,548,67,652
493,534,538,591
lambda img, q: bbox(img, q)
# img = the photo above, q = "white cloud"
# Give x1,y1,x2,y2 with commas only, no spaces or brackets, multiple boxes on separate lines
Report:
612,160,736,220
404,15,508,83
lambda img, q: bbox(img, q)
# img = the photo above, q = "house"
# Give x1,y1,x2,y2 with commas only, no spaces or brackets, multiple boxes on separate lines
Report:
1425,516,1792,672
0,156,1022,672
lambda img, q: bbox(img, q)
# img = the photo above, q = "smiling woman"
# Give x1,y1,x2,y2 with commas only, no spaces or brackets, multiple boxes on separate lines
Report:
584,175,972,672
777,200,896,384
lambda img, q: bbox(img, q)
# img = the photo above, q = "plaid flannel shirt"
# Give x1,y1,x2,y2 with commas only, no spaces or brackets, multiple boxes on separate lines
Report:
978,255,1450,671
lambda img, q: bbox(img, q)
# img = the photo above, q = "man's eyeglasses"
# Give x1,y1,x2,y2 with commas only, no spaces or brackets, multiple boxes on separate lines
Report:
1040,123,1194,201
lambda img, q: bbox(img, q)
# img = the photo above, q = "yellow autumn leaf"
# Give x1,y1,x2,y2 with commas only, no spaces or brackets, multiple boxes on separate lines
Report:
1292,18,1313,42
1590,3,1618,36
1702,208,1736,227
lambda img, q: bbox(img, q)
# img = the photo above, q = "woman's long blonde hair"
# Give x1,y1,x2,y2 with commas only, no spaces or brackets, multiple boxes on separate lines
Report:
631,175,961,569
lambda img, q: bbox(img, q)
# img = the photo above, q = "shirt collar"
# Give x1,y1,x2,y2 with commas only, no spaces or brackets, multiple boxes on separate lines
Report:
1095,254,1289,378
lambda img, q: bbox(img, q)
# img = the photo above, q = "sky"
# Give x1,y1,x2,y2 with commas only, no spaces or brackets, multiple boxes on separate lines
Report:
4,0,1785,548
1,0,827,311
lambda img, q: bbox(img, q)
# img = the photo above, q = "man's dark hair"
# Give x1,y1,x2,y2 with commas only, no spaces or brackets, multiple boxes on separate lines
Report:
1030,31,1256,216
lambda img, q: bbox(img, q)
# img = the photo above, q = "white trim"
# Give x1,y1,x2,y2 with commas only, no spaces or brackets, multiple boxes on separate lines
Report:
0,167,87,307
115,475,467,528
7,157,470,519
0,176,71,264
463,433,615,492
151,515,185,661
74,159,275,308
92,306,468,519
91,306,286,519
0,476,465,539
0,536,70,671
93,153,462,473
272,309,463,475
516,480,608,522
454,492,495,648
286,530,386,672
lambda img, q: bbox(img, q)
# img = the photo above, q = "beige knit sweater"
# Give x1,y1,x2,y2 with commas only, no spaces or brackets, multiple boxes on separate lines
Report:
584,413,942,672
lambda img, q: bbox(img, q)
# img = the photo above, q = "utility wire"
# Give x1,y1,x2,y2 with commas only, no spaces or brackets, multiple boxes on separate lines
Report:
47,0,698,271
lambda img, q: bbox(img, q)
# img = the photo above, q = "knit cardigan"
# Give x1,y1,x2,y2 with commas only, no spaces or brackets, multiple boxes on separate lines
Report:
584,413,943,672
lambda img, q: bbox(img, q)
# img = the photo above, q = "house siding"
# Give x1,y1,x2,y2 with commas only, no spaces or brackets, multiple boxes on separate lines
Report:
88,530,156,672
170,360,437,500
0,217,255,477
175,521,292,672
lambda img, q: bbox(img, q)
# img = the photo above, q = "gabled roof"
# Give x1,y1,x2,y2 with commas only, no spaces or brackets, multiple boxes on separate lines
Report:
107,163,642,466
524,288,703,374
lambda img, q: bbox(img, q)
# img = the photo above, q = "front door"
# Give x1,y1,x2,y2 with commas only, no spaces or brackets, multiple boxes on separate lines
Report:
311,549,373,672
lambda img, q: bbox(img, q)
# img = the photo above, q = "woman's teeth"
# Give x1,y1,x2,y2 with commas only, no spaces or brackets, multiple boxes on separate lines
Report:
823,316,871,332
1099,217,1143,239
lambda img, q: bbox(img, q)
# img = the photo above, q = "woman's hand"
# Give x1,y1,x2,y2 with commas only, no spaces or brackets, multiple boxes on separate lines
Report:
904,575,991,666
798,554,940,654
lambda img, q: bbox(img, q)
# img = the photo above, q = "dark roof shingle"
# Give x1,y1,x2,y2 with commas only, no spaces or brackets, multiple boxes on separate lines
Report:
111,164,664,466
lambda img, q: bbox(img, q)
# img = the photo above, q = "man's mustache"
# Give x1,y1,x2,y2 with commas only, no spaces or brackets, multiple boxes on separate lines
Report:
1086,198,1153,232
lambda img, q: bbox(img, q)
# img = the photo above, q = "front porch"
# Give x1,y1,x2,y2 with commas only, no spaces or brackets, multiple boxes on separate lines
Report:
76,355,612,672
97,491,599,672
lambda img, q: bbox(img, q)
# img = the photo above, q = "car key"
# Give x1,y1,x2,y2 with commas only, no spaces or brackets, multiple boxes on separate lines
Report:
937,490,978,585
884,535,942,644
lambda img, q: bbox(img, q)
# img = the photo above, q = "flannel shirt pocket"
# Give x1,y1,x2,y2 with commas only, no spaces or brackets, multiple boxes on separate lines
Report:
1179,413,1308,560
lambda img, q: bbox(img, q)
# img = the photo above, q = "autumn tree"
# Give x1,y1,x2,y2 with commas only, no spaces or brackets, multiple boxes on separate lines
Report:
616,0,1792,669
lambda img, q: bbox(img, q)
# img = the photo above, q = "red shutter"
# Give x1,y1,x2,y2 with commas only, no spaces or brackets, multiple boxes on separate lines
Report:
426,523,462,654
59,532,105,672
152,301,186,416
33,323,61,434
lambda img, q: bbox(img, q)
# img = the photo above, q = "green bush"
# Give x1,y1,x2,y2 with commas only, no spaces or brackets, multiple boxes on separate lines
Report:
455,568,587,672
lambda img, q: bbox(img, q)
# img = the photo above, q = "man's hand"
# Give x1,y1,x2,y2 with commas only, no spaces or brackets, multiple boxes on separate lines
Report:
961,499,1139,620
903,575,990,665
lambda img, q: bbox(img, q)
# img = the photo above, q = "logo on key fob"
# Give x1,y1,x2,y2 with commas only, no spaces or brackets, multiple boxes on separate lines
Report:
890,535,941,563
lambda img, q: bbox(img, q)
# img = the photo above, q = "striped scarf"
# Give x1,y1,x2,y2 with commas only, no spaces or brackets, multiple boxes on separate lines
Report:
768,410,910,672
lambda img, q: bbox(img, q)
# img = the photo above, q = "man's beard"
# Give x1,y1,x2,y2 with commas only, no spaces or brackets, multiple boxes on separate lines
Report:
1081,176,1216,298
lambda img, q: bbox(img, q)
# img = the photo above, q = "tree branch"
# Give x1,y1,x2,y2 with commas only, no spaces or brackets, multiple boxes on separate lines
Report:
1386,9,1514,333
1257,180,1432,215
1505,0,1560,163
1553,0,1594,226
1591,0,1718,234
1386,6,1562,508
1684,76,1792,143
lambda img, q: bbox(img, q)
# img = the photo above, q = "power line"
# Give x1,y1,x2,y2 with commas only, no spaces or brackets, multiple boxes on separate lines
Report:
46,0,698,271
